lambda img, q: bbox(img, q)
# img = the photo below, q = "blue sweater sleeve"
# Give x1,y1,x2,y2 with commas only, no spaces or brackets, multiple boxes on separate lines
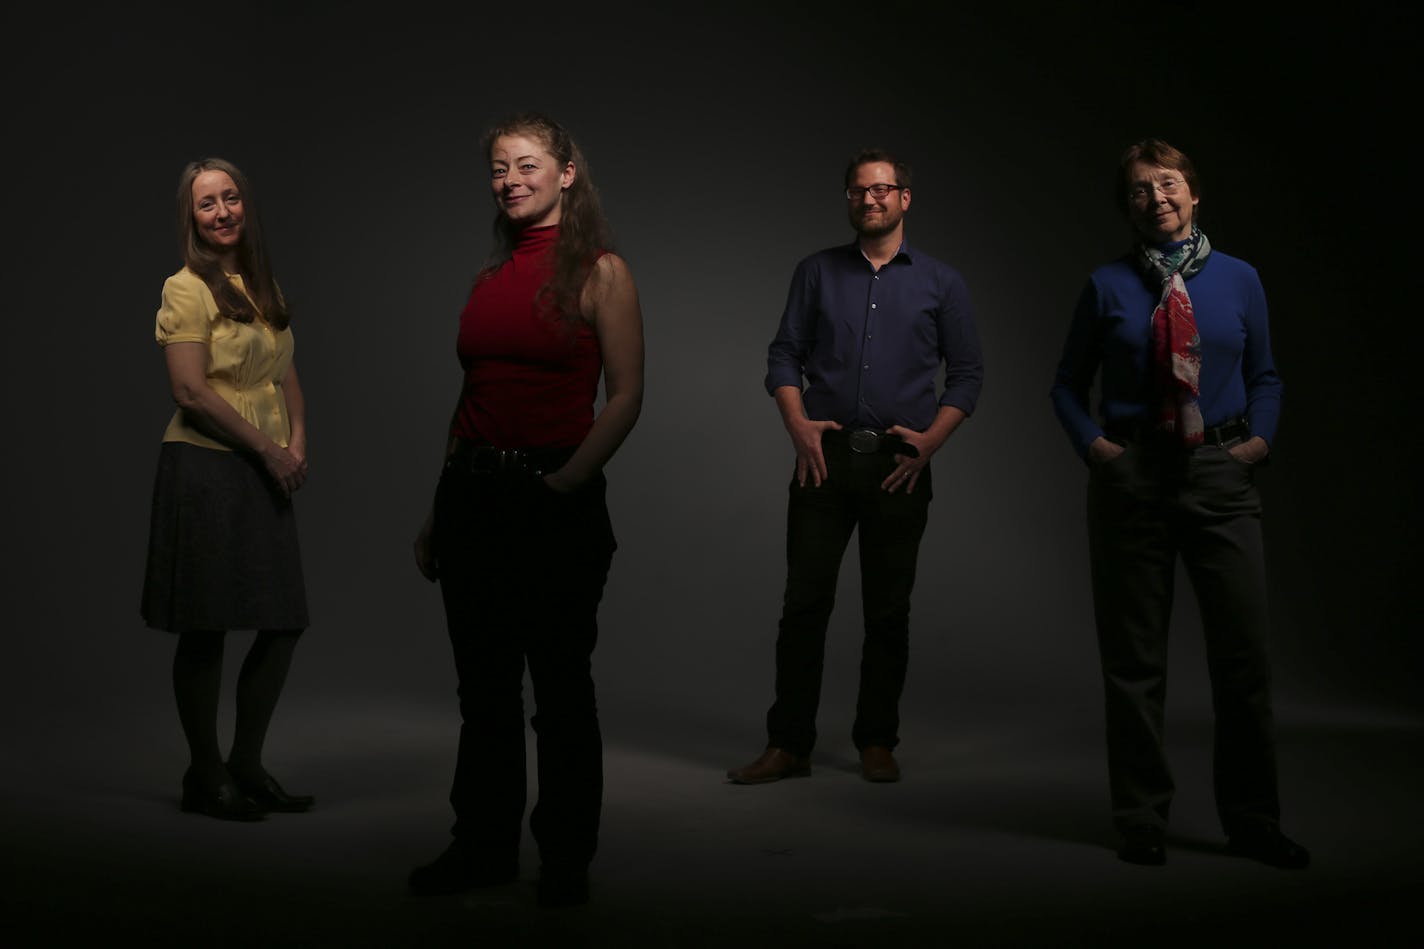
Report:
1239,270,1283,445
1049,277,1106,461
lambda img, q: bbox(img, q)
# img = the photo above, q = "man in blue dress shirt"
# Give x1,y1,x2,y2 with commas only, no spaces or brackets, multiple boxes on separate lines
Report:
727,148,984,784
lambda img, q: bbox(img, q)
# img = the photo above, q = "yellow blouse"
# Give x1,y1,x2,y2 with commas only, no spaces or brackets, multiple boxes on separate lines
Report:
155,268,295,451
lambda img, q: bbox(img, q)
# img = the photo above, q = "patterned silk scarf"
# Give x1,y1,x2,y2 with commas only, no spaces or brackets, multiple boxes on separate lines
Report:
1136,226,1212,447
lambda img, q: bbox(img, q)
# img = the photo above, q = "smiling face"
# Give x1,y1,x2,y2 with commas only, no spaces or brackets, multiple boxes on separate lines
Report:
191,169,245,256
846,161,910,239
489,133,574,228
1126,160,1199,242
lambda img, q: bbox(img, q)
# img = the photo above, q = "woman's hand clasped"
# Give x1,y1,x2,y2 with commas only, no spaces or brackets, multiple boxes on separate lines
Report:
261,442,308,498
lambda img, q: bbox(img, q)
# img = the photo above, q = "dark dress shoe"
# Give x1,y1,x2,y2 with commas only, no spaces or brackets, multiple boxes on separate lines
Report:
1117,824,1166,865
231,770,315,813
726,747,811,784
1227,826,1310,869
537,863,590,908
860,746,901,783
180,767,264,822
408,842,518,896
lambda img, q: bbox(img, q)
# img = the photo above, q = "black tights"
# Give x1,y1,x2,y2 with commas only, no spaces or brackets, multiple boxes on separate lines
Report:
173,629,302,784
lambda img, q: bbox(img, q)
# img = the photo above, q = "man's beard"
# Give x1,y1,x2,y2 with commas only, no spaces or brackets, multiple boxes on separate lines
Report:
852,209,899,237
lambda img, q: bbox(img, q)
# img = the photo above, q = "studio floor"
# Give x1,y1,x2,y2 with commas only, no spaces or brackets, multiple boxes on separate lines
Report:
5,695,1421,948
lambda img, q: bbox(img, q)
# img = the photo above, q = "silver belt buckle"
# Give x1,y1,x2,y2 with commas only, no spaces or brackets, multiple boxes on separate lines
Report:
848,429,881,454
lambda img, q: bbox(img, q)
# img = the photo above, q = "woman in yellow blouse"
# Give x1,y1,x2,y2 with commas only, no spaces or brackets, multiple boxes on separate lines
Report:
140,157,313,821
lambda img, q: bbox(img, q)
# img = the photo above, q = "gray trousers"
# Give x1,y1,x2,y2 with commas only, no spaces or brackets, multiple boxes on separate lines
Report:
1087,439,1282,836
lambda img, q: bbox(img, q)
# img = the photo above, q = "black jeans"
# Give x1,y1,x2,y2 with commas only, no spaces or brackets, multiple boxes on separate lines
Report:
432,459,615,869
1088,439,1280,836
766,433,932,757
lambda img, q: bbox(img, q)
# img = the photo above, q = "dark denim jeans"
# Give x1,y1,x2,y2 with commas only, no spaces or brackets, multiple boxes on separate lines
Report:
432,460,615,869
766,434,932,757
1088,439,1280,836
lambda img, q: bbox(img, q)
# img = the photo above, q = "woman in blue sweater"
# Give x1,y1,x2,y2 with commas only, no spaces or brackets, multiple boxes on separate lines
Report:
1050,138,1308,869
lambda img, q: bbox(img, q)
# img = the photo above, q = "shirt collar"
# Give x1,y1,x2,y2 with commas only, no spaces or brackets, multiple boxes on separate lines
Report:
849,239,913,267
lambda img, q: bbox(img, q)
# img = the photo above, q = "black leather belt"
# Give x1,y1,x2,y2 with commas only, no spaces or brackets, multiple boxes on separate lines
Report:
826,427,920,458
1105,417,1250,447
446,439,575,475
1201,418,1251,446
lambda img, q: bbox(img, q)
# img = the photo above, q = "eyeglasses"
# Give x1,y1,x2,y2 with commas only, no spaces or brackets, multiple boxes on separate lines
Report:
845,184,903,200
1129,178,1187,201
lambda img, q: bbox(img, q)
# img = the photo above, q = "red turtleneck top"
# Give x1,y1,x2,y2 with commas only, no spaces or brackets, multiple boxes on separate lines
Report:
451,225,604,449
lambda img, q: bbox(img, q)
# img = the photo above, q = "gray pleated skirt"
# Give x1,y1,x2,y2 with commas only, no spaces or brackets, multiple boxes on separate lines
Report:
141,441,309,633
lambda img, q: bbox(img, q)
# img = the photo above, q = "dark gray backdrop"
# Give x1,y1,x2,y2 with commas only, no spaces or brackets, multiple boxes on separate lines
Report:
6,2,1419,785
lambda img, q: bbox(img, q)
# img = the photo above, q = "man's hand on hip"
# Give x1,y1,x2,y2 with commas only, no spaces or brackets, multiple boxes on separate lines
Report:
787,416,843,487
881,424,937,494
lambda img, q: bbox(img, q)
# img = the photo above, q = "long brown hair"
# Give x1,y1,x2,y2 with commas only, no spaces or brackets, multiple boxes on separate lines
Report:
176,157,290,329
479,112,613,323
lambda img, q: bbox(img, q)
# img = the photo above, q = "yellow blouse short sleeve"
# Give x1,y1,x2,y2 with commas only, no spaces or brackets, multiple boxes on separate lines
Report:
155,270,218,346
153,268,295,451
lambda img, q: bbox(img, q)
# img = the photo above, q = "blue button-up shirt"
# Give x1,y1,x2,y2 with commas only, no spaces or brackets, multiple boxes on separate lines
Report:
764,240,983,431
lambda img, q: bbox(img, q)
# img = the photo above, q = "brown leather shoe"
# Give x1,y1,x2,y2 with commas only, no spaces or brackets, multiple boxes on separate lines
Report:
725,747,811,784
860,746,900,782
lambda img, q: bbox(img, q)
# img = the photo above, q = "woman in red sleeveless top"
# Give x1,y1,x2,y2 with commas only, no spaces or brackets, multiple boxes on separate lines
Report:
408,112,645,908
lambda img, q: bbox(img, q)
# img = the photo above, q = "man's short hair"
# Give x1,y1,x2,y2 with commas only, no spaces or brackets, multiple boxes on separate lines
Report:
844,148,913,189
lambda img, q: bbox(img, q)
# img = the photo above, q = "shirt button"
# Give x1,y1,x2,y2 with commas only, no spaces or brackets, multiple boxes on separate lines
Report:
871,303,877,309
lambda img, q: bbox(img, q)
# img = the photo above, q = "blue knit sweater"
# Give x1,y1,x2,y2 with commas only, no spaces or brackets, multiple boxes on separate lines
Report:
1050,242,1283,461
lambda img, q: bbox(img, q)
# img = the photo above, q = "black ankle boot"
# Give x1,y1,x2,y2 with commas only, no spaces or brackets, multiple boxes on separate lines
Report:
180,767,264,822
229,767,315,813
